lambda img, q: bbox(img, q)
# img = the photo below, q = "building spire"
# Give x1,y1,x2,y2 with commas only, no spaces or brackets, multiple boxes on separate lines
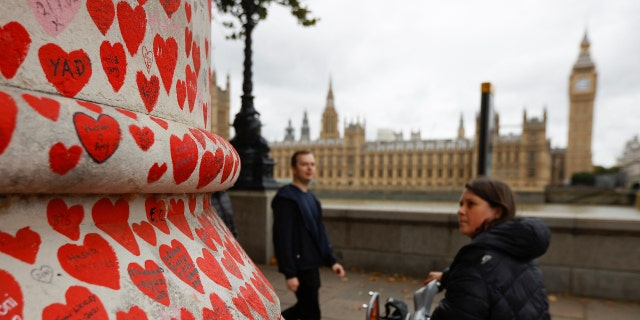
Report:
284,119,295,142
574,30,595,69
457,113,465,138
300,110,310,142
320,77,340,139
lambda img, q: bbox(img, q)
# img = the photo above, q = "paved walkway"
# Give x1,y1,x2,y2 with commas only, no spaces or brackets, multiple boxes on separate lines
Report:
259,264,640,320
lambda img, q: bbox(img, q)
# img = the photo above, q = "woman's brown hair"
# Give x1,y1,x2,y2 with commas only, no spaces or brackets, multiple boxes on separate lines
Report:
465,177,516,234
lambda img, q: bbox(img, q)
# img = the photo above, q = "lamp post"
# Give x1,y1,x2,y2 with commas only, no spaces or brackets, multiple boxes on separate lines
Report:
229,0,278,190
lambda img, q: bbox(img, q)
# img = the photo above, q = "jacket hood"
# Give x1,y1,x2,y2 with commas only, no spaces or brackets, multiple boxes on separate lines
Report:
472,218,551,261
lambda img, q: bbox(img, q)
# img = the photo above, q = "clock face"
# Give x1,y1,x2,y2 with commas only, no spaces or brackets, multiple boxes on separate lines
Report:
574,76,592,92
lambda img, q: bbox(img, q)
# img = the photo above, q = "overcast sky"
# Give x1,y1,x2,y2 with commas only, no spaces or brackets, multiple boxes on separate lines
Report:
211,0,640,168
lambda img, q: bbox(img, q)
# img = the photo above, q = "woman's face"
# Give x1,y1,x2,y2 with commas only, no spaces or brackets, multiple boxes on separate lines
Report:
457,188,499,237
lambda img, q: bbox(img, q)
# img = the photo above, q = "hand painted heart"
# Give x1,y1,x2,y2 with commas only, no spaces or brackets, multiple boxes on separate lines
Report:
220,150,236,184
136,71,160,113
185,65,197,112
132,221,157,246
27,0,81,37
184,27,193,57
232,294,253,320
73,112,121,163
147,162,167,183
176,79,186,109
100,41,127,92
87,0,115,35
205,38,209,58
185,2,192,22
154,35,178,94
129,124,154,151
0,269,23,320
150,116,168,129
31,264,54,283
251,272,276,303
0,227,41,264
168,198,193,239
0,91,18,155
127,260,170,306
188,196,197,215
57,233,120,289
92,198,140,256
117,2,146,56
191,41,201,76
202,102,209,128
142,45,153,73
160,0,181,18
42,286,108,320
189,128,206,148
208,294,234,319
116,108,138,119
197,148,224,189
196,248,231,290
159,239,204,293
223,233,245,266
49,142,82,175
221,249,243,280
177,308,195,320
170,134,198,184
116,306,148,320
241,284,268,319
22,93,60,121
76,100,103,113
38,43,92,97
0,22,31,79
145,196,169,234
197,213,222,246
47,198,84,240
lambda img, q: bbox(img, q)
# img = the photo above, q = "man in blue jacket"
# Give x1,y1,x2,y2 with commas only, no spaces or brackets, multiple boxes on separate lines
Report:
272,150,345,320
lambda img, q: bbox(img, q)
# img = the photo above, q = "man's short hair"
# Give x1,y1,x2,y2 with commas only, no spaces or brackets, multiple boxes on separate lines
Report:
291,150,312,167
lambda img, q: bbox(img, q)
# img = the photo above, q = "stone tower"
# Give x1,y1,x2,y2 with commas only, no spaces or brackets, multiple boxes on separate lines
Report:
300,110,311,142
210,71,231,140
566,32,597,179
320,78,340,139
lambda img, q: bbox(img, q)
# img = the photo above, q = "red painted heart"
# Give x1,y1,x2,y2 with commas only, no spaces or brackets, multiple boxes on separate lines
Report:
136,71,160,113
251,272,276,303
42,286,108,320
0,269,23,320
49,142,82,175
160,0,181,18
197,148,224,189
223,233,245,266
191,41,201,76
0,227,41,264
203,102,209,128
154,34,178,94
176,79,186,109
170,134,198,184
220,150,236,184
150,116,168,129
92,198,140,256
196,248,232,290
241,284,268,319
221,249,243,280
168,198,193,239
188,196,197,215
76,100,103,113
147,162,167,183
127,260,170,306
189,128,206,148
132,221,157,246
22,93,60,121
205,38,209,58
159,239,204,293
87,0,115,36
0,91,18,155
129,124,154,151
197,213,222,246
73,112,121,163
208,293,234,320
145,196,169,234
184,27,193,57
117,2,146,56
116,305,148,320
116,108,138,119
185,2,192,22
232,294,253,320
47,198,84,241
100,41,127,92
57,233,120,289
185,65,197,112
38,43,92,97
0,22,31,79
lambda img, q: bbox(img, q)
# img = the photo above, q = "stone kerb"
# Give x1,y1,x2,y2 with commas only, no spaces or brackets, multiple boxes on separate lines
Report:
1,1,282,319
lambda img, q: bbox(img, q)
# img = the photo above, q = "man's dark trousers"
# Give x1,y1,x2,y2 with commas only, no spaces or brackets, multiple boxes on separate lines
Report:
281,269,321,320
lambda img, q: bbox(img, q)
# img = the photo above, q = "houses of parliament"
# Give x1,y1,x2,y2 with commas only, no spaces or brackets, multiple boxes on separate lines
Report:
211,34,597,192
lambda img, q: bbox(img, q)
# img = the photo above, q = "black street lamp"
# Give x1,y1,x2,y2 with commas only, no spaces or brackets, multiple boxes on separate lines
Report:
229,1,278,190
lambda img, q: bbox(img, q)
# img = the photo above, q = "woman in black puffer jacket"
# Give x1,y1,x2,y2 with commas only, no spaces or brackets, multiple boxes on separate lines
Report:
425,177,551,320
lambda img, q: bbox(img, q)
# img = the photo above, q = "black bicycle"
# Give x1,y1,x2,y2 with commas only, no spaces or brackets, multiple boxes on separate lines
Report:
364,280,440,320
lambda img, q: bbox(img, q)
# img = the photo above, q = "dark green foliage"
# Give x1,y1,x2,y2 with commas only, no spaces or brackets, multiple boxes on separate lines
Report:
571,172,596,186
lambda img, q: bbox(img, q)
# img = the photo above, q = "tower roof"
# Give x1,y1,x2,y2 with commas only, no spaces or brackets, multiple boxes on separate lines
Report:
574,31,595,69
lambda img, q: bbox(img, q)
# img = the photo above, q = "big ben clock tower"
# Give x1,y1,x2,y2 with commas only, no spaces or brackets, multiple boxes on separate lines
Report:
566,32,597,180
